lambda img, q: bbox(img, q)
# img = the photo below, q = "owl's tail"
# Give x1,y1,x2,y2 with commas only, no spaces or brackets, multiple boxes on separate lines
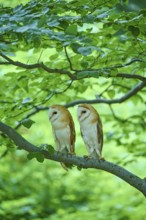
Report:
60,162,74,171
60,147,75,171
90,149,104,160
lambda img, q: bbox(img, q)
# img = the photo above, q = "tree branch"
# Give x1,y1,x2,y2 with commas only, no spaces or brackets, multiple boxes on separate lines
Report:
109,58,146,69
1,53,146,81
66,80,146,107
64,46,75,71
12,81,146,129
115,73,146,81
0,121,146,197
0,53,76,80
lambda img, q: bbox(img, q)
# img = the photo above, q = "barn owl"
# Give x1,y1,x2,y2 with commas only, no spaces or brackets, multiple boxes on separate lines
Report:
48,105,76,170
77,104,103,159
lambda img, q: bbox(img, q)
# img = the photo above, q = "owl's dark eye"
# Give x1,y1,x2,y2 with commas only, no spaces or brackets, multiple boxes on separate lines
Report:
82,110,86,114
53,111,57,115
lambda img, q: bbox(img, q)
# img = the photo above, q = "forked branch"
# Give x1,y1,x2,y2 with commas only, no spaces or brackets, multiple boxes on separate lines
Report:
0,53,76,80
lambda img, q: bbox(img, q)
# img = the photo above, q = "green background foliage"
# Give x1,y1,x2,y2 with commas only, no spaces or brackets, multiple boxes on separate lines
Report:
0,0,146,219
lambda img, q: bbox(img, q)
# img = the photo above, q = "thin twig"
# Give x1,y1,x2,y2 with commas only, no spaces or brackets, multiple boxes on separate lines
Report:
109,58,146,69
64,46,74,71
37,49,44,63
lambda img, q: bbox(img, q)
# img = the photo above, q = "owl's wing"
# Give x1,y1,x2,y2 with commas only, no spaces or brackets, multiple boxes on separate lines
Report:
68,116,76,154
97,116,103,152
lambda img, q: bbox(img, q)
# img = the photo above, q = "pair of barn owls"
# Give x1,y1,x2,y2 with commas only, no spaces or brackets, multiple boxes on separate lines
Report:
48,104,103,169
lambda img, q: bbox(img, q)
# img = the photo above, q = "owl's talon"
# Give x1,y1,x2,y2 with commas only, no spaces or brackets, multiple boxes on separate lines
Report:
68,152,75,156
84,155,91,160
99,156,105,160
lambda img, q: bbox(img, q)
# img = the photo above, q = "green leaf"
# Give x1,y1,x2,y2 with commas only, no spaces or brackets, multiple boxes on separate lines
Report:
110,69,118,76
77,46,92,56
77,166,82,171
21,119,35,128
27,152,45,163
47,20,60,27
38,15,47,28
22,98,32,104
49,54,59,60
71,43,82,53
46,145,55,155
77,71,90,79
27,152,37,160
97,12,108,19
108,90,115,98
59,20,68,29
128,26,140,37
81,61,89,68
42,8,50,14
65,25,78,35
77,71,100,79
0,43,11,51
83,14,95,23
36,152,45,163
16,22,37,33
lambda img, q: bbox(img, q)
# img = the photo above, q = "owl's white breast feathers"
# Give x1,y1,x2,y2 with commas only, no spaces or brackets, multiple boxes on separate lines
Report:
78,105,102,157
81,122,99,151
53,125,71,151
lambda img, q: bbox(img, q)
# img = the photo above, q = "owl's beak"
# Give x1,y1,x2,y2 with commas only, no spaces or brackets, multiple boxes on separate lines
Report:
48,114,52,121
78,113,81,120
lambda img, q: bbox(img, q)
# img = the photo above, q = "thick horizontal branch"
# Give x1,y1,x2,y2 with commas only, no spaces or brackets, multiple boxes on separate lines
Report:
0,121,146,197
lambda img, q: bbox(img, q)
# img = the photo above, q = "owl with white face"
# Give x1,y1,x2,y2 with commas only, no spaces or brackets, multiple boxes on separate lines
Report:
48,105,75,154
48,105,76,170
77,104,103,159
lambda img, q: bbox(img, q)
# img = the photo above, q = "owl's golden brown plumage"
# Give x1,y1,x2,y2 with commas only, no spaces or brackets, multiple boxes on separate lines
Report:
77,104,103,159
48,105,76,170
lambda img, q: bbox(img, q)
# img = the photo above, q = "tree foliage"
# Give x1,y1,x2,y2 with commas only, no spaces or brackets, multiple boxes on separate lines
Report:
0,0,146,219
